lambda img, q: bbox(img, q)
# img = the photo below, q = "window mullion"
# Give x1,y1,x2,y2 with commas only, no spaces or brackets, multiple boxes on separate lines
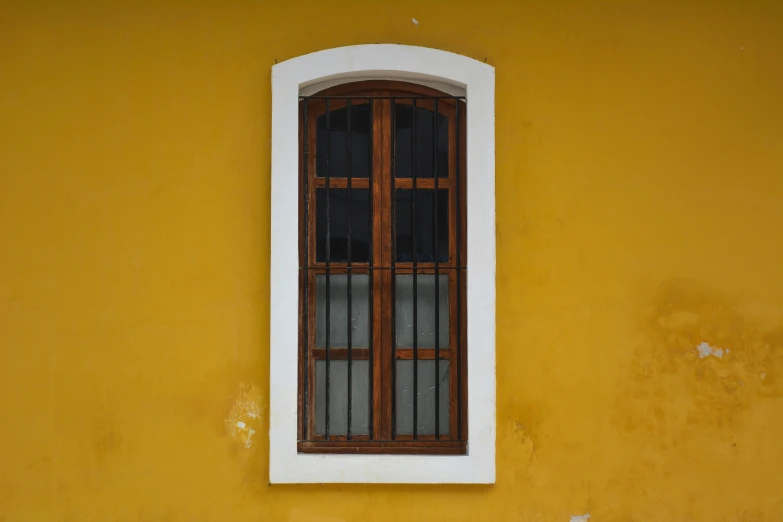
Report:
371,97,384,439
379,95,395,441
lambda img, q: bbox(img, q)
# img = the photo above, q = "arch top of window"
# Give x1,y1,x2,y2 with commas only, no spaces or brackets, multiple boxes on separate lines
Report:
299,80,465,116
300,76,466,98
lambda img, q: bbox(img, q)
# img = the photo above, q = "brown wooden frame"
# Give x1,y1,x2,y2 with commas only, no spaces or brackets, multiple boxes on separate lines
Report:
298,81,467,455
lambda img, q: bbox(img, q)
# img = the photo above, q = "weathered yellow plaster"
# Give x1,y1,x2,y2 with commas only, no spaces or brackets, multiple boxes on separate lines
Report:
1,0,782,520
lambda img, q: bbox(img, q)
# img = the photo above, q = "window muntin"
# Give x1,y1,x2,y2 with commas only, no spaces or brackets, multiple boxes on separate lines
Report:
298,81,466,454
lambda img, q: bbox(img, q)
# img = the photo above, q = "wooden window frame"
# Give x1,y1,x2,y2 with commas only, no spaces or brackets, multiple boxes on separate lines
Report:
297,81,467,455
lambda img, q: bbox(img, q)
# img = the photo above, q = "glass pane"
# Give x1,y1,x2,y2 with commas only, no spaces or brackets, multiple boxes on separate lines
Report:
394,103,448,179
316,188,371,263
395,360,449,436
316,103,371,178
395,189,448,263
315,360,370,436
316,274,370,348
395,274,448,349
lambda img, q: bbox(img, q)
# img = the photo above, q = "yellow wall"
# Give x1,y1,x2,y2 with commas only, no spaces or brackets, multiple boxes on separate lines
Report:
2,1,783,520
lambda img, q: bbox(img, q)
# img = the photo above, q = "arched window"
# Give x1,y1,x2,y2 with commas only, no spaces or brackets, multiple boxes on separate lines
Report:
298,81,467,454
270,44,495,484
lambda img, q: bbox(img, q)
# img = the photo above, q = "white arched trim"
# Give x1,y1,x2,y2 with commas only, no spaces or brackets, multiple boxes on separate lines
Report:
300,75,465,97
270,45,495,484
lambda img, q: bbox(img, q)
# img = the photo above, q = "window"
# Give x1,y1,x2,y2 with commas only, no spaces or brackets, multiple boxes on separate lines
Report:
270,44,494,484
298,81,467,454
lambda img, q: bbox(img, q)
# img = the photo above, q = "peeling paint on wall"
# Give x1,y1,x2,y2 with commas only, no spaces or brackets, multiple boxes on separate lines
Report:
697,342,724,359
570,514,591,522
225,382,262,449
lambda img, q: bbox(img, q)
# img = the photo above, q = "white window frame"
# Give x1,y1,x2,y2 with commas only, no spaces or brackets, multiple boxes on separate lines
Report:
270,44,495,484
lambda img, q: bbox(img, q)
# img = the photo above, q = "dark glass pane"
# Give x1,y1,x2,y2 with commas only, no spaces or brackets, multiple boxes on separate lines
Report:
315,360,370,436
394,103,448,179
316,188,371,263
316,103,371,178
395,360,449,436
395,189,448,263
316,274,370,348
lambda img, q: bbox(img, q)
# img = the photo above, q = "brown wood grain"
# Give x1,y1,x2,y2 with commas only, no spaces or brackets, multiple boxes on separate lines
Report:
380,269,393,440
312,178,371,188
391,348,452,360
371,96,385,441
298,440,466,455
297,101,305,441
307,271,317,439
379,96,393,440
306,104,318,267
458,100,468,440
390,178,453,190
311,348,370,359
311,80,461,107
297,269,305,441
448,269,459,438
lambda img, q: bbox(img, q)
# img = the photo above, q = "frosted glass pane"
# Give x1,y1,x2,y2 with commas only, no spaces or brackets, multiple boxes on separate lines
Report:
316,274,370,348
395,274,448,348
315,360,369,436
395,360,449,436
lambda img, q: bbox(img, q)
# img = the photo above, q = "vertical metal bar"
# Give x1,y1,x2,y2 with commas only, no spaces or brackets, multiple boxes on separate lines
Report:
455,99,462,441
411,99,418,440
302,100,309,440
368,99,374,440
325,100,331,440
347,100,353,440
433,99,440,440
390,98,397,439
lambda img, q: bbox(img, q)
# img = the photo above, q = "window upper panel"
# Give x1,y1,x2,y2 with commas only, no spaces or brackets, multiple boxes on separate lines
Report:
316,102,373,179
394,103,449,179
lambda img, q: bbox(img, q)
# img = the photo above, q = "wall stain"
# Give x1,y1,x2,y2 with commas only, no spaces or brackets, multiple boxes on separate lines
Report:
225,382,263,450
91,402,123,464
504,403,548,483
614,278,782,448
288,508,345,522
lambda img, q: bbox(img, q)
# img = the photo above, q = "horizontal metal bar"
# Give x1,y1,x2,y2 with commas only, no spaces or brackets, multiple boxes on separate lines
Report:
300,95,466,100
300,266,466,270
312,348,453,360
297,435,467,440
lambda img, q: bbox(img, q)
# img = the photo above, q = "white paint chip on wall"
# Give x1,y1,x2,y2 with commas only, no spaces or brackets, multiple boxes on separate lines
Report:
570,515,591,522
697,342,724,359
412,18,419,25
225,382,263,450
